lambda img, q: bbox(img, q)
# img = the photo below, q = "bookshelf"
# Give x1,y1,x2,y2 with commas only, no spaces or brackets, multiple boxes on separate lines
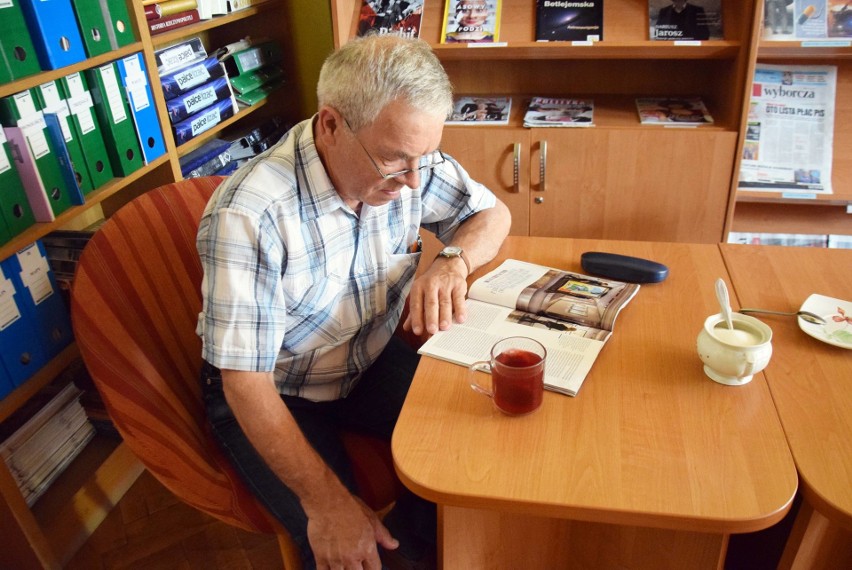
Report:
333,0,759,243
0,0,317,566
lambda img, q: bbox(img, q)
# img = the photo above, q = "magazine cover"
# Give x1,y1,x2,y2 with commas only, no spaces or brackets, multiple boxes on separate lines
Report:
446,96,512,125
535,0,604,42
635,97,714,125
440,0,502,44
357,0,424,39
794,0,828,38
829,1,852,37
649,0,723,41
523,97,594,127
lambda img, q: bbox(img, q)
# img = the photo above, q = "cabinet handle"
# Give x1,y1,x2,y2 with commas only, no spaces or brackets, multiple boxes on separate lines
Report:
539,140,547,193
513,142,521,193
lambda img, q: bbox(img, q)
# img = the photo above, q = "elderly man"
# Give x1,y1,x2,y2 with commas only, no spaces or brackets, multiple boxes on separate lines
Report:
196,34,511,569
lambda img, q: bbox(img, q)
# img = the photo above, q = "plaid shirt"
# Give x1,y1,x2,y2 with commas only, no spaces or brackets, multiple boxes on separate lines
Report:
196,117,496,401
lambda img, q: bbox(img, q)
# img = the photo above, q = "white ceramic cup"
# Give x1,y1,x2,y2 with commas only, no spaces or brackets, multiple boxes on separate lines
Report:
696,313,773,386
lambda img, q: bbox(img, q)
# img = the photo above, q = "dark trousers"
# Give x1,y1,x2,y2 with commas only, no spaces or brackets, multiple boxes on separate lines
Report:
201,336,434,569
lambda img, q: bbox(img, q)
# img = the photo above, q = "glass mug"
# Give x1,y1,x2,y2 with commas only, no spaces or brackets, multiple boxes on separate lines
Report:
469,337,547,416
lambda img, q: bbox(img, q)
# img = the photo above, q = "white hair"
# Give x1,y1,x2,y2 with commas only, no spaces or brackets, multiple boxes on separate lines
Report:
317,34,453,131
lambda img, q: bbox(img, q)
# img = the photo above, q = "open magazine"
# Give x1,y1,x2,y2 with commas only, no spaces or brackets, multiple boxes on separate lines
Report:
418,259,640,396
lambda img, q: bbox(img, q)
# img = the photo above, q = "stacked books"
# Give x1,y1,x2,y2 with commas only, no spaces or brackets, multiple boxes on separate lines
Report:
523,97,594,127
154,37,239,146
0,379,95,506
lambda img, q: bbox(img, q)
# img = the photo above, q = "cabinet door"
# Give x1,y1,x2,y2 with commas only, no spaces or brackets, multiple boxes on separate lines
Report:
529,129,737,243
441,127,530,236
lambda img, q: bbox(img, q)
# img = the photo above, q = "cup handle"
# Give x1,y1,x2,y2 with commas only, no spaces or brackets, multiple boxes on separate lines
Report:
469,360,493,398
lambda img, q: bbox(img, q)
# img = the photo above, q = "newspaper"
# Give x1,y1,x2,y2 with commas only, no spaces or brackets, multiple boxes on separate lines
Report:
738,63,837,194
417,259,639,396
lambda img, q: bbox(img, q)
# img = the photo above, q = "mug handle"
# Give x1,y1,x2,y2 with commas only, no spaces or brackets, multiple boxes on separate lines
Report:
469,361,493,397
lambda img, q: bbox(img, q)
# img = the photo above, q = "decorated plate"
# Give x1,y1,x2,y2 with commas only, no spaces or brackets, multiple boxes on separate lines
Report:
798,294,852,349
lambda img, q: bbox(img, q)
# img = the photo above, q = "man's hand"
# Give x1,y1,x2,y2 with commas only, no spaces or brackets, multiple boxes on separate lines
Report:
403,255,468,336
306,493,398,570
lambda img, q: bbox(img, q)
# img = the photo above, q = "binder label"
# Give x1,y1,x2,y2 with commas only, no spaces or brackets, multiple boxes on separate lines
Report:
122,55,151,113
17,244,54,306
100,65,127,124
191,106,221,137
68,93,96,135
0,1,14,8
0,275,22,331
174,63,211,91
184,84,218,115
18,113,49,159
160,44,197,71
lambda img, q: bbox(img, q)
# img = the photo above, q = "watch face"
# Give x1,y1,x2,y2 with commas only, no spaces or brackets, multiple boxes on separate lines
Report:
441,246,463,257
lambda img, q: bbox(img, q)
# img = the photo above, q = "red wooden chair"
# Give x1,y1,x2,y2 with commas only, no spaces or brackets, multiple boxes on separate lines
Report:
70,176,403,569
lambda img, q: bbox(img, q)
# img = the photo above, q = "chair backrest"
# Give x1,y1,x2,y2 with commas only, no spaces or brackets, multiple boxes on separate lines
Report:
70,176,278,534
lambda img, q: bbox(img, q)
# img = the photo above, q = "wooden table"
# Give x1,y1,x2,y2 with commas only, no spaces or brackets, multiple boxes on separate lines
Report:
392,237,798,569
721,244,852,569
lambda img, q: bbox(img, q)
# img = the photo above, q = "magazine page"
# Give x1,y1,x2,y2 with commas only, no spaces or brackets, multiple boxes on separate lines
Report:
446,96,512,125
635,97,714,125
649,0,724,41
468,259,640,334
417,299,605,396
357,0,424,39
440,0,502,44
523,97,594,127
738,63,836,194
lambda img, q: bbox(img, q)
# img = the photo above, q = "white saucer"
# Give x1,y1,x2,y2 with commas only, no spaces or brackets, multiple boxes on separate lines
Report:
798,294,852,349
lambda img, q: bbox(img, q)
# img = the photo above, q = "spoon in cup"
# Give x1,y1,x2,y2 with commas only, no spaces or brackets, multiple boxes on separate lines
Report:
738,308,826,325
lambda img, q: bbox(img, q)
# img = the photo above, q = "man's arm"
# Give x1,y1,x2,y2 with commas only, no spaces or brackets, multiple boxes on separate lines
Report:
221,369,398,568
404,197,511,336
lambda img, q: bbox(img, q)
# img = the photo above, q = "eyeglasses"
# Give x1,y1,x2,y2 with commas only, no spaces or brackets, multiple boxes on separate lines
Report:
344,118,445,180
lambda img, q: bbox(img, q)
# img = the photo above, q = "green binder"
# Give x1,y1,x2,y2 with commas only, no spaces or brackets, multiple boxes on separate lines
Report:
58,72,115,190
71,0,135,57
0,0,42,84
84,63,143,177
0,129,36,244
102,0,135,48
33,81,94,195
71,0,111,58
0,89,74,220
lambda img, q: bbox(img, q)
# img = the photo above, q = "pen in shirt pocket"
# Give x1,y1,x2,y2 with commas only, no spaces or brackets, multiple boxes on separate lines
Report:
409,234,422,253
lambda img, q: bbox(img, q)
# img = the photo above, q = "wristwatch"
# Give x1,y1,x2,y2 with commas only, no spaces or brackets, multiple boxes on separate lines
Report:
437,245,470,273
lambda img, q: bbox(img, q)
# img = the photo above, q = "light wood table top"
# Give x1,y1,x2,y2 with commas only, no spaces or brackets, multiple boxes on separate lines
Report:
393,237,797,534
721,244,852,530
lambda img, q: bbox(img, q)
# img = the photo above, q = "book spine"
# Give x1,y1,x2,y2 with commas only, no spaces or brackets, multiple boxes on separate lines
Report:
149,10,201,36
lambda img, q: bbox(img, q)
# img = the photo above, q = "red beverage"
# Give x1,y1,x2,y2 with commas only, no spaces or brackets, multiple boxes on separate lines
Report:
492,348,544,415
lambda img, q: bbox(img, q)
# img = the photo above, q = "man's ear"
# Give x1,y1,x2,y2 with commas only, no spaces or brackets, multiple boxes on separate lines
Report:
316,106,344,147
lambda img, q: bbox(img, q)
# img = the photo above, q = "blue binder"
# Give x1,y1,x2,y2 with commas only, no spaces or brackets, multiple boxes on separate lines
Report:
115,53,166,164
6,241,73,362
18,0,87,70
0,253,48,388
43,113,86,205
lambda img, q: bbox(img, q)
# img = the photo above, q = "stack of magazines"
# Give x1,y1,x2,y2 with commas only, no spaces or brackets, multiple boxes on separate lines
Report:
0,382,95,506
523,97,594,127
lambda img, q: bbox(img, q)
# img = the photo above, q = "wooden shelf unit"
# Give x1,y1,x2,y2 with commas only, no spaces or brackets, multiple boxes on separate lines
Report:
334,0,759,244
0,0,312,566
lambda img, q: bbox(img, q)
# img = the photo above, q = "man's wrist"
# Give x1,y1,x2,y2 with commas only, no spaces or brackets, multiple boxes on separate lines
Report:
436,246,471,275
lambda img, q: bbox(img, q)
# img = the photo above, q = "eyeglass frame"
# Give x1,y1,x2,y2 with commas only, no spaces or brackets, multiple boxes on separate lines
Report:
343,118,445,180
